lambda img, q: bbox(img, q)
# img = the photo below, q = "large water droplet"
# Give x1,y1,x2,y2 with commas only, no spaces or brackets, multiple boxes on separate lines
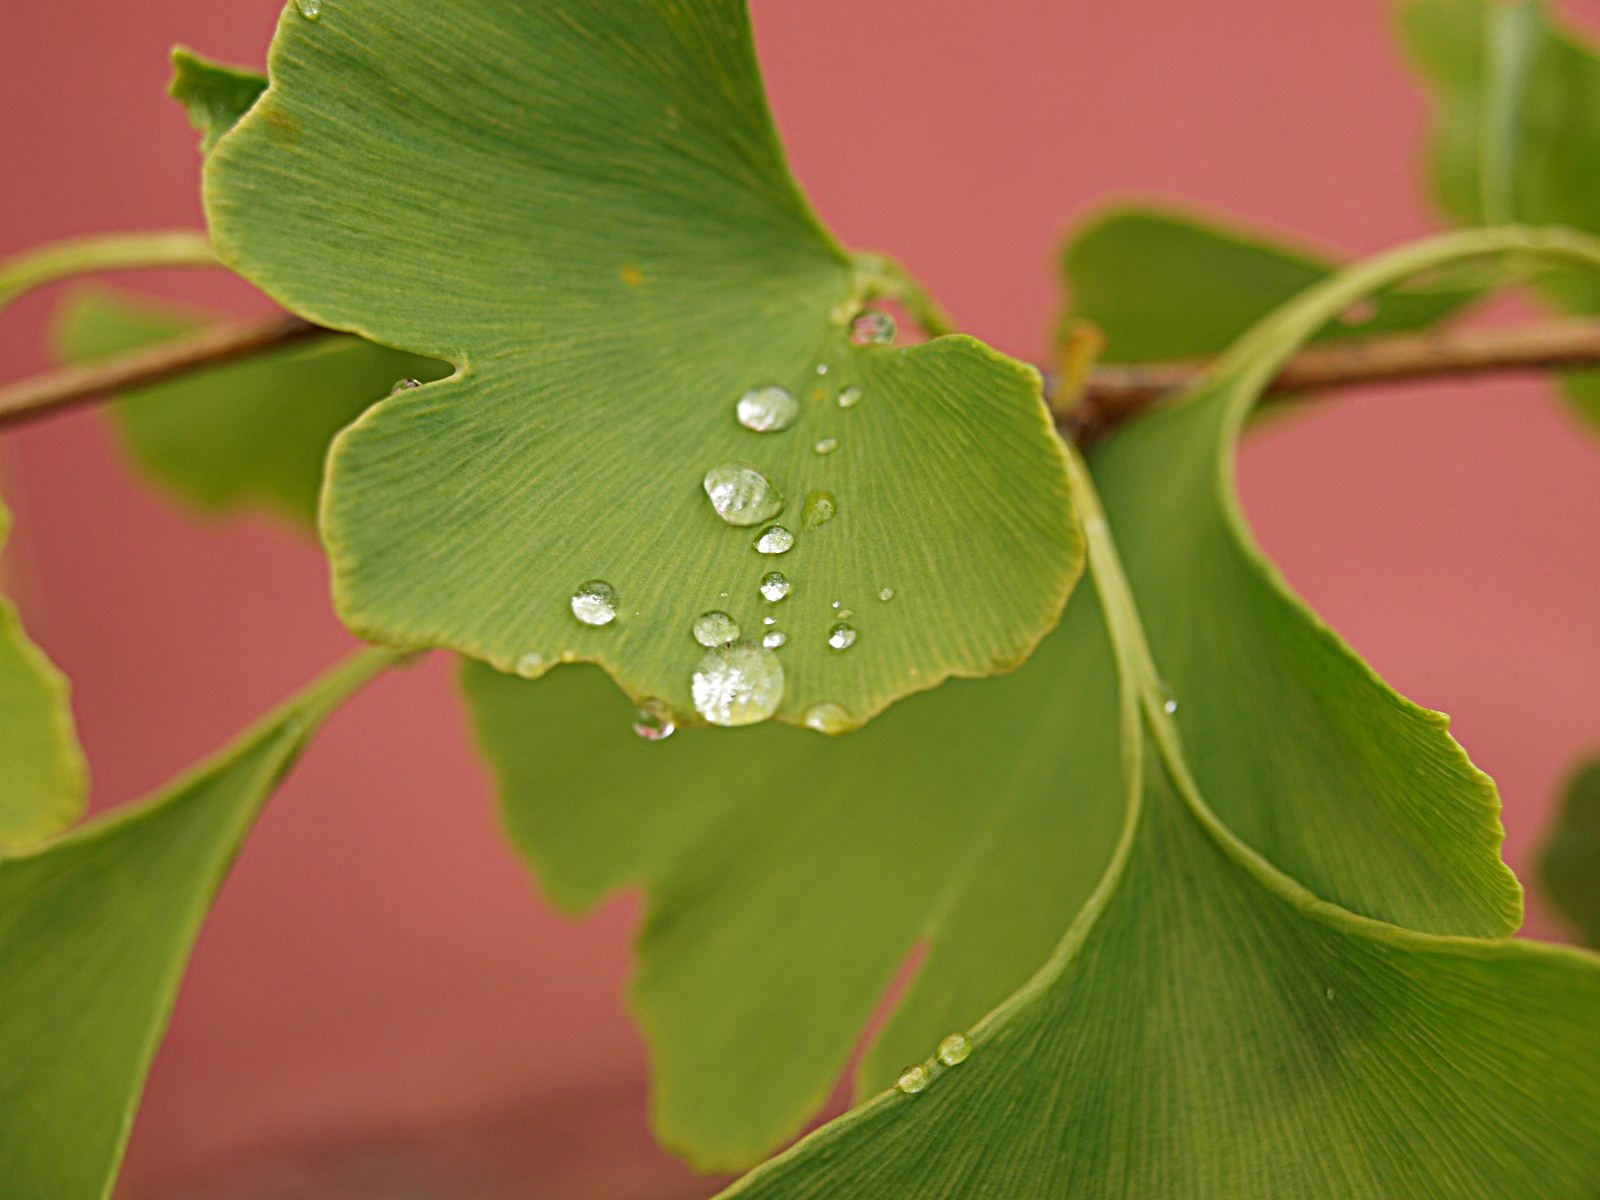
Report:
803,703,851,734
754,525,795,555
802,490,837,530
691,643,785,727
850,311,896,346
762,630,787,649
735,385,799,433
936,1033,972,1066
570,580,618,626
813,437,839,456
760,572,791,602
693,610,740,648
295,0,323,18
515,651,546,678
632,698,676,741
837,386,862,409
704,463,784,527
896,1064,929,1095
827,623,857,651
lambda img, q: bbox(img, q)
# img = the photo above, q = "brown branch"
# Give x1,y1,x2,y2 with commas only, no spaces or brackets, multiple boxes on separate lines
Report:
0,313,326,429
1061,315,1600,441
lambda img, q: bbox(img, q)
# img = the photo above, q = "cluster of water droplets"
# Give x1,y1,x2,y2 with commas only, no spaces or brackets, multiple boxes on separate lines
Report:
896,1032,973,1096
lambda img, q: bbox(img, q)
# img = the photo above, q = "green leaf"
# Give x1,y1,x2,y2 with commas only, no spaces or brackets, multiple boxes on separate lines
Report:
1399,0,1600,429
1059,206,1476,363
204,0,1080,729
168,47,268,155
1541,757,1600,948
0,649,395,1200
0,499,86,848
56,290,448,528
718,230,1600,1198
460,586,1126,1170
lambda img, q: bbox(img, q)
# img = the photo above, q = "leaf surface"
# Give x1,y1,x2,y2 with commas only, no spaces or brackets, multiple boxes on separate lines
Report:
1541,758,1600,948
58,290,446,528
0,649,394,1200
0,499,85,847
204,0,1080,729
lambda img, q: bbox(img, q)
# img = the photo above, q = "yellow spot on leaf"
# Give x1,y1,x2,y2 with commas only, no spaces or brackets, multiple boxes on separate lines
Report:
620,265,644,287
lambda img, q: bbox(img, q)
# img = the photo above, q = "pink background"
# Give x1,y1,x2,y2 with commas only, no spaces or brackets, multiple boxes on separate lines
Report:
3,1,1598,1195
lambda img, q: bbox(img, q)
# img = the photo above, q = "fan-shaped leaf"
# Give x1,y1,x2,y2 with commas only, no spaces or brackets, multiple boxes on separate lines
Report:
0,500,85,848
204,0,1080,730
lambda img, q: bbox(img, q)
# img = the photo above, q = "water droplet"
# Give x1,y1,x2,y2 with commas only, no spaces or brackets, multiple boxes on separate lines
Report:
759,572,791,602
813,437,839,456
1159,680,1178,714
936,1033,972,1067
570,580,618,626
896,1064,929,1095
754,525,795,555
762,630,787,649
514,651,546,678
878,587,895,602
761,616,776,626
704,463,784,527
632,698,676,741
691,643,785,727
295,0,322,18
827,623,857,651
837,386,862,409
850,311,897,346
837,608,854,620
735,386,799,433
816,363,830,376
693,610,740,648
831,600,842,609
390,378,421,394
1324,986,1337,1002
803,703,851,734
802,490,837,529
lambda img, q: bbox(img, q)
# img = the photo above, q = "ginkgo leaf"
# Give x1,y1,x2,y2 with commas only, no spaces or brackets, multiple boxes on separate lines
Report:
1541,757,1600,948
57,289,447,528
0,498,85,848
1060,206,1477,363
169,47,267,155
0,648,396,1200
1400,0,1600,429
204,0,1080,731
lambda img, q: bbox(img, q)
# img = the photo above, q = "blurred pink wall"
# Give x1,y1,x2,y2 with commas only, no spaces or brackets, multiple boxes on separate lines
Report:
2,0,1597,1192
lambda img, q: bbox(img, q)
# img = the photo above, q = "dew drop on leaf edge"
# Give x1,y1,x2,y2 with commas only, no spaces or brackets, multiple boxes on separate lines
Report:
803,702,851,734
390,377,421,394
703,463,784,527
850,310,896,346
937,1032,972,1066
514,651,546,678
760,572,791,603
632,698,676,741
896,1064,929,1095
295,0,322,18
569,580,619,627
691,643,785,728
693,610,740,648
735,385,800,433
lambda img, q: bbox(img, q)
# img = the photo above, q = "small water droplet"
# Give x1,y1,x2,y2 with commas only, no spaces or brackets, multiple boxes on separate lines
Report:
850,311,897,346
514,651,546,678
759,572,791,602
691,643,785,727
570,580,618,626
803,702,851,734
761,616,776,626
831,600,841,609
754,525,795,555
295,0,322,18
802,490,837,529
878,587,895,602
632,698,676,741
936,1033,972,1067
837,386,862,409
1324,986,1336,1002
704,463,784,527
837,608,854,620
1159,680,1178,714
827,623,857,651
735,385,799,433
693,610,740,648
816,363,830,376
390,378,421,394
813,437,839,456
896,1064,930,1095
762,630,787,649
